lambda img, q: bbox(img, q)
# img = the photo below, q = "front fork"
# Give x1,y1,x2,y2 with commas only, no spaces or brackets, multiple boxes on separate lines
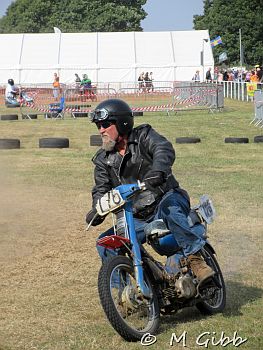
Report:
125,202,152,299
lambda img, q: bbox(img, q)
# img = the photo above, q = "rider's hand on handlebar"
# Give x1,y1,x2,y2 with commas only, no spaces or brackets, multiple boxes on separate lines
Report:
86,208,105,226
144,171,166,190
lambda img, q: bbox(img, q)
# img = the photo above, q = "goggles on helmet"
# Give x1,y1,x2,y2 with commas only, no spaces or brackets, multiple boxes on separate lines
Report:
90,108,109,122
90,108,133,123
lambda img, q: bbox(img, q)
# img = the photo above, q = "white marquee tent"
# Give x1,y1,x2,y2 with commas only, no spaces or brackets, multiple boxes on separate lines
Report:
0,30,213,85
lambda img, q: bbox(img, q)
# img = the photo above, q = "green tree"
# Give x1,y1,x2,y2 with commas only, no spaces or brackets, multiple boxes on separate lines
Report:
0,0,147,33
194,0,263,66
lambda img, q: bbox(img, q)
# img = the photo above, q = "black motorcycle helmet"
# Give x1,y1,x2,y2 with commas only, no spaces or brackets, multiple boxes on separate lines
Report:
8,79,14,86
90,99,134,135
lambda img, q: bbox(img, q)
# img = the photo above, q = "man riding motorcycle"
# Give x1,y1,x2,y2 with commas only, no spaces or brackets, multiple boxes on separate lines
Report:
86,99,214,283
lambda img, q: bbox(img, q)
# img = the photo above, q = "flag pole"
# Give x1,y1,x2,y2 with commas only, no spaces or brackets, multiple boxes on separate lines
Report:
239,28,243,82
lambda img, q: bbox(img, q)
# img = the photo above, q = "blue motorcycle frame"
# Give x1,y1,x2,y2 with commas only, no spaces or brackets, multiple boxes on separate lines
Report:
98,182,153,298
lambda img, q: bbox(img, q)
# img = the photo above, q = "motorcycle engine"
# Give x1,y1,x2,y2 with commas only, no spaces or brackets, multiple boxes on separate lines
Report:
175,275,196,299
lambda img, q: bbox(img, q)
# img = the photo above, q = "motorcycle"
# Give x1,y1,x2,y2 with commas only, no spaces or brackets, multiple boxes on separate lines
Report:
93,182,226,342
5,90,34,108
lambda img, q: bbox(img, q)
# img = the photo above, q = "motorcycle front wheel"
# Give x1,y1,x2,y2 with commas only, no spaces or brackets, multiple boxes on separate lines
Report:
196,245,226,314
98,255,160,342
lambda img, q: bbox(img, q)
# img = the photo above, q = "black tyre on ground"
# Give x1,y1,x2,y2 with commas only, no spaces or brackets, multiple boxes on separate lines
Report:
176,137,201,144
90,135,102,146
254,135,263,143
196,245,226,315
98,255,160,342
224,137,249,143
22,114,38,120
0,114,19,121
71,112,89,118
44,113,59,119
5,102,20,108
39,138,69,148
133,111,144,117
0,139,20,149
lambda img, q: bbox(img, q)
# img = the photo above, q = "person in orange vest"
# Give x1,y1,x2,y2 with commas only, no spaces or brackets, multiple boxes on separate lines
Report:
53,73,60,100
250,70,259,83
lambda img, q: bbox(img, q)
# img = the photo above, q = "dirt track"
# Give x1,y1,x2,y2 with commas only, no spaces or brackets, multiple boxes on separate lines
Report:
0,170,84,264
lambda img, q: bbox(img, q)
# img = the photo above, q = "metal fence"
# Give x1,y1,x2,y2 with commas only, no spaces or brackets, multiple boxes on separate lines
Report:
222,81,263,101
1,81,224,117
250,90,263,128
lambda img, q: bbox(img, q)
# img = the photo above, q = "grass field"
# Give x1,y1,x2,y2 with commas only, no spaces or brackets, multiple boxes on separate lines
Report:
0,99,262,350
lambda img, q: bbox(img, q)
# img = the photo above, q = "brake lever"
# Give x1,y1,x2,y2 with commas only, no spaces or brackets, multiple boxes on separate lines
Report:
138,180,146,191
85,213,99,231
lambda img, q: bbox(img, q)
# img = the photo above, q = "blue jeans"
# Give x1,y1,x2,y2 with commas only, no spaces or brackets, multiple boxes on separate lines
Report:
96,190,206,261
155,190,206,256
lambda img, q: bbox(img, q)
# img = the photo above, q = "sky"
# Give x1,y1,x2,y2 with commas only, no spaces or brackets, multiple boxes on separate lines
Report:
0,0,204,31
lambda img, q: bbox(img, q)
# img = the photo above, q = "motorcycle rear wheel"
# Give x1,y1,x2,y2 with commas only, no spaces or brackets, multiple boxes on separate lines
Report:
196,245,226,314
98,255,160,342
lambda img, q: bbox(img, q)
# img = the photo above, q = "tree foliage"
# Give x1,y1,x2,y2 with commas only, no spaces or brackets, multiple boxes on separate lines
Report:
194,0,263,66
0,0,147,33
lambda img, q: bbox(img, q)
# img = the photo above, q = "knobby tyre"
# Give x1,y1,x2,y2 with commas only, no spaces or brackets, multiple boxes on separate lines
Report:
196,245,226,314
98,255,160,342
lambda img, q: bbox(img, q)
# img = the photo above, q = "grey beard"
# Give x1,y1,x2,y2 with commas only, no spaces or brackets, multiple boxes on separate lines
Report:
102,138,116,152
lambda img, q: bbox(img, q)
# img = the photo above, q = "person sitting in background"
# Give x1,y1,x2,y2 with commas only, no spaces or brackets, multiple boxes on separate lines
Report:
5,79,20,106
5,79,19,100
81,74,92,88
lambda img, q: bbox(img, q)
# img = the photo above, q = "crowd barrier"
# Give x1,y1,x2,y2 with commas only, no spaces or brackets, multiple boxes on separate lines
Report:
222,81,263,101
0,81,224,117
250,90,263,128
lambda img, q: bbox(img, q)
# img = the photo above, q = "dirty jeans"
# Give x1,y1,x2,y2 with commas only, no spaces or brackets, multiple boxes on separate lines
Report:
96,189,206,261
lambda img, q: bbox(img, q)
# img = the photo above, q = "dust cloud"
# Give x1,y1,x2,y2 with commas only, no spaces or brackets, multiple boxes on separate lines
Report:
0,160,77,264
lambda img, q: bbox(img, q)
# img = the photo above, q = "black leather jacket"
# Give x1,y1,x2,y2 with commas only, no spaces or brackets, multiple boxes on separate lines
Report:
91,124,183,218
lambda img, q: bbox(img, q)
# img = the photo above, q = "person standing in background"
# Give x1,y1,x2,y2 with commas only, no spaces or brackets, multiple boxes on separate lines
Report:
144,72,151,92
192,70,200,82
75,73,81,84
74,73,81,92
138,72,145,92
149,72,154,91
53,73,60,100
205,68,212,83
